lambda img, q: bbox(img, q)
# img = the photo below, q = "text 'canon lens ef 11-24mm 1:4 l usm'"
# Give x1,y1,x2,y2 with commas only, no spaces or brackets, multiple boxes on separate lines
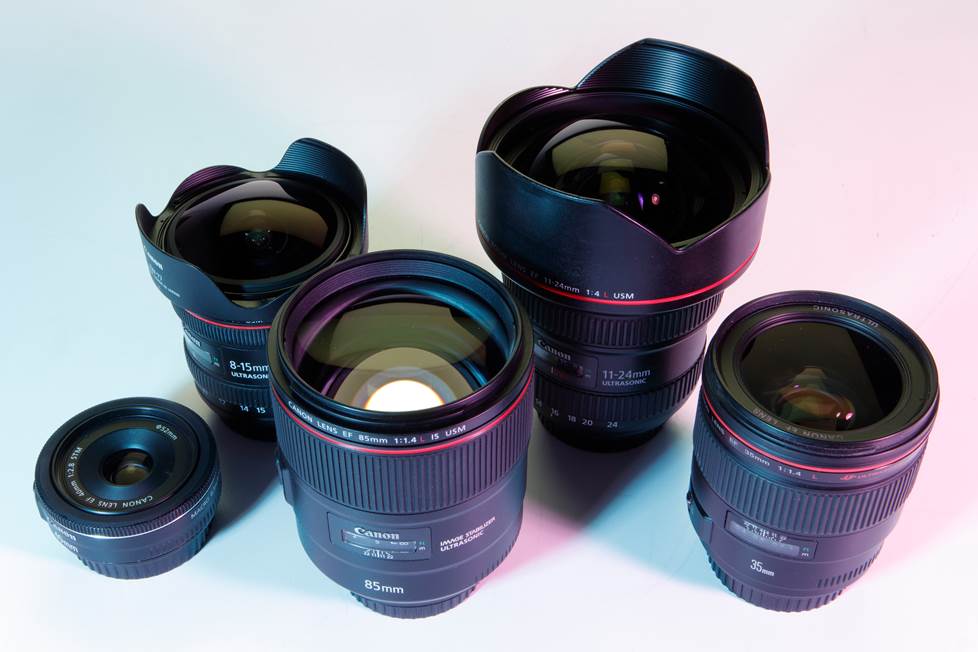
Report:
477,39,771,450
137,139,367,437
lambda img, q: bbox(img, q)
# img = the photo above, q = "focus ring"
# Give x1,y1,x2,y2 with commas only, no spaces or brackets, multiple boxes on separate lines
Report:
504,277,722,348
692,404,923,536
536,355,703,423
275,383,533,515
177,308,270,348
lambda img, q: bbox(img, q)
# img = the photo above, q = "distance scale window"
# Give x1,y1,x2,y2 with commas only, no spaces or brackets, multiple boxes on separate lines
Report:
328,514,432,561
724,513,816,559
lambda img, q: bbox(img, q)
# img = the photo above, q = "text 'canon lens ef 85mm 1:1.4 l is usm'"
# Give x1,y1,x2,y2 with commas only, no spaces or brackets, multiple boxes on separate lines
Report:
688,291,939,611
137,139,366,437
268,250,534,618
477,39,771,450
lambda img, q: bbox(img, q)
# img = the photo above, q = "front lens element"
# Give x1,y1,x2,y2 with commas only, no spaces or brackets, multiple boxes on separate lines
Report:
34,398,221,579
688,292,939,611
292,297,507,409
269,250,534,618
527,120,739,247
172,181,339,284
739,322,902,432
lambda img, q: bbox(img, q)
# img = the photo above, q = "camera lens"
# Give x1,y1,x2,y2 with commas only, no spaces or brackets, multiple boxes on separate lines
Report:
687,291,939,611
268,250,533,618
137,139,367,437
34,398,221,579
477,39,770,450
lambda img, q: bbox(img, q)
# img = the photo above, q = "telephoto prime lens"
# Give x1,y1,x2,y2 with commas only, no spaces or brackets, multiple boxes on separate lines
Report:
137,139,367,437
477,39,770,450
268,250,534,618
34,398,221,579
687,291,939,611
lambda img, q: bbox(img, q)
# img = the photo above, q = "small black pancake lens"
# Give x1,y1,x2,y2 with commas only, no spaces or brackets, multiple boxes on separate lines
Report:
34,398,221,579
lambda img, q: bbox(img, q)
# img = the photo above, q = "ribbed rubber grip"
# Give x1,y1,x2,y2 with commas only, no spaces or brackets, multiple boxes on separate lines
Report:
178,309,270,348
504,277,722,348
536,355,703,424
275,387,533,515
692,406,923,536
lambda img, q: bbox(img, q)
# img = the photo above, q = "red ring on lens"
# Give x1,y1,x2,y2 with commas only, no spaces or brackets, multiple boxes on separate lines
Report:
185,309,272,331
704,393,926,474
271,372,532,456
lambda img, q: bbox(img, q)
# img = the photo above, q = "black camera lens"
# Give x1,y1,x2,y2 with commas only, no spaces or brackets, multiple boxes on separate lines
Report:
34,398,221,579
137,139,367,437
687,291,939,611
477,39,770,450
268,250,534,618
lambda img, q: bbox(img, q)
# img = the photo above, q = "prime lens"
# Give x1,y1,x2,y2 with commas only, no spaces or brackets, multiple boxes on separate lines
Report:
34,398,221,579
137,139,367,437
688,291,939,611
268,250,534,618
477,39,770,450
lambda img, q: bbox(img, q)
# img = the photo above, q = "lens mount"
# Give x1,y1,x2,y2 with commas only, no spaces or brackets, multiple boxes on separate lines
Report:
34,398,220,579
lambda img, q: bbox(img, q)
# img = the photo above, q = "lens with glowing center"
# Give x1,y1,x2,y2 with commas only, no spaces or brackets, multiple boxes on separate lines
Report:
364,379,446,412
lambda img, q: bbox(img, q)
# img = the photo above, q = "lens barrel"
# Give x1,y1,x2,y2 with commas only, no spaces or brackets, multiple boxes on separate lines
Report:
476,39,770,450
688,291,939,611
34,398,221,579
137,139,367,437
268,250,534,618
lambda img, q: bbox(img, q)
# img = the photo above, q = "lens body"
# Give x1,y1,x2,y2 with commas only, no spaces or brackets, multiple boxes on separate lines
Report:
688,291,939,611
34,398,220,579
268,250,534,618
476,39,770,450
137,139,367,437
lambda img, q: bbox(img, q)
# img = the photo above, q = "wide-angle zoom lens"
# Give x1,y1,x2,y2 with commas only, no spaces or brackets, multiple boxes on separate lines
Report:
476,39,770,450
687,291,939,611
34,398,221,579
136,139,367,437
268,250,534,618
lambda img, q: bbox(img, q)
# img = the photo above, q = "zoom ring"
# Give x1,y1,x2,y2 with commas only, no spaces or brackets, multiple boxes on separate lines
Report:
177,308,270,348
693,406,923,536
276,386,533,515
185,349,271,408
504,277,723,348
536,356,703,423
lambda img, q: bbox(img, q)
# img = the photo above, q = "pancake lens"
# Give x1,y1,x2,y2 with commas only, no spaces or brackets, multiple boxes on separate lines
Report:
739,322,902,432
294,298,506,411
34,398,221,579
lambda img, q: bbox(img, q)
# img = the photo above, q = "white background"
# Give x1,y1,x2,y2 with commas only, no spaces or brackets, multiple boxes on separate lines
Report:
2,2,977,650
